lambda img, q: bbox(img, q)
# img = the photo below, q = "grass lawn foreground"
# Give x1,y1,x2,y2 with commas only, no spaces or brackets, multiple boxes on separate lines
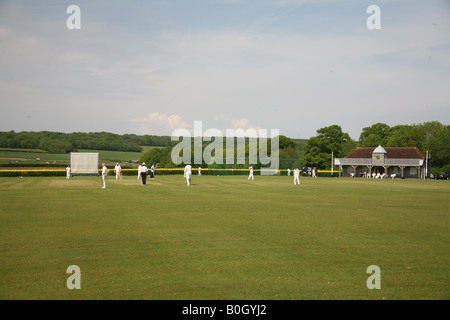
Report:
0,175,449,300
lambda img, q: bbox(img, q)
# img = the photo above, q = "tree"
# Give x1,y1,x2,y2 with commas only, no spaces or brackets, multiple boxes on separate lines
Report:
385,124,426,149
278,135,297,150
420,121,450,169
140,147,176,168
303,125,352,169
359,123,391,147
357,121,449,169
39,138,73,153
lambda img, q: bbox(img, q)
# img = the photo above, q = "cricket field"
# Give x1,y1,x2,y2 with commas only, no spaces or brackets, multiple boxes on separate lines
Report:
0,175,449,300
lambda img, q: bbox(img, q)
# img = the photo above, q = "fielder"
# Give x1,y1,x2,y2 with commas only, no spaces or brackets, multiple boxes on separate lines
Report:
137,163,141,180
293,167,300,185
150,163,155,179
114,163,122,180
66,165,71,179
101,163,108,189
198,167,202,176
287,168,290,176
248,165,254,180
184,163,192,186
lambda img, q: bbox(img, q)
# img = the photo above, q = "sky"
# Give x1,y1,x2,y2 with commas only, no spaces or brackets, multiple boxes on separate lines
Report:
0,0,449,140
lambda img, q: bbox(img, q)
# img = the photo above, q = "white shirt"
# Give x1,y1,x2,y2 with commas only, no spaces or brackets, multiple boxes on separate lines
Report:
184,165,192,175
293,168,300,177
66,166,71,173
102,166,108,176
140,166,148,173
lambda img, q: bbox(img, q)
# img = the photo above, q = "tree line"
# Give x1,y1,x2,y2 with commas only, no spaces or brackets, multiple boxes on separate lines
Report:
140,135,303,169
1,120,448,171
302,121,449,171
0,131,175,153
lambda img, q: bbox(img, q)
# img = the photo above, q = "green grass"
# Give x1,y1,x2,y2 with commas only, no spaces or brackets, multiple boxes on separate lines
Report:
0,176,449,300
0,149,70,163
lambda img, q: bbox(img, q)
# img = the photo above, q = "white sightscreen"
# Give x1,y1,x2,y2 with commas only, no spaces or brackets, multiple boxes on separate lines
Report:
70,152,99,175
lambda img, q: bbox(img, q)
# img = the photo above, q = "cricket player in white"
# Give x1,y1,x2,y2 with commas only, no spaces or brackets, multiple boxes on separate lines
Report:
312,168,317,178
150,163,155,179
66,165,71,179
248,165,254,180
198,167,202,176
184,163,192,186
101,163,108,189
140,162,148,186
114,163,121,180
293,167,300,185
287,168,290,176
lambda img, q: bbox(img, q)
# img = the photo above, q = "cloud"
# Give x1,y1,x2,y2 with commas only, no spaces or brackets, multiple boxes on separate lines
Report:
230,118,262,137
131,112,192,135
231,118,252,129
213,115,263,137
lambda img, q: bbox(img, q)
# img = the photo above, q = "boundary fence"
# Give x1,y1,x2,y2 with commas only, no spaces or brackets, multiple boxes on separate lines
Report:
0,168,336,177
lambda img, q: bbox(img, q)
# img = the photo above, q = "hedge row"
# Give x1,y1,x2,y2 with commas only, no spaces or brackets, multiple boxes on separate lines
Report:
0,163,68,168
0,170,66,177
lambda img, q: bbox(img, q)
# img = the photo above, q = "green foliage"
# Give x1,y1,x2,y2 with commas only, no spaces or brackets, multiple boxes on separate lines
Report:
386,124,426,148
279,147,301,162
0,170,65,177
356,121,449,168
0,131,177,154
277,136,302,169
278,135,297,150
39,137,73,153
359,123,392,147
0,163,67,168
303,125,354,169
2,121,447,169
431,163,450,175
140,147,176,168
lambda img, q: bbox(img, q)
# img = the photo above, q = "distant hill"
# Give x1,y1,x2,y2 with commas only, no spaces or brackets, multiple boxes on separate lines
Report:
0,131,175,154
0,130,310,155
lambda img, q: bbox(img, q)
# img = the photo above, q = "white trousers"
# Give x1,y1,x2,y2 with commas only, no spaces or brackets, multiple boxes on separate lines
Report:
186,173,192,186
294,176,300,185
